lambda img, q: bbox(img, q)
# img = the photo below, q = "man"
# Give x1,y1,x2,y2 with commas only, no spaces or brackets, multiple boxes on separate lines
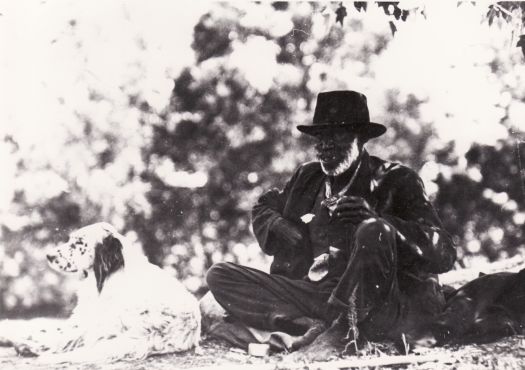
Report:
205,90,456,352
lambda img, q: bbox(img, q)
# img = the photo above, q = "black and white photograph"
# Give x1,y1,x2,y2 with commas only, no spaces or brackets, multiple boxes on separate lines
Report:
1,1,525,369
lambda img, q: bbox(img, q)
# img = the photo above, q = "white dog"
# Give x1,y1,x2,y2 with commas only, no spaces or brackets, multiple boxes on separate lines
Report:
15,222,200,363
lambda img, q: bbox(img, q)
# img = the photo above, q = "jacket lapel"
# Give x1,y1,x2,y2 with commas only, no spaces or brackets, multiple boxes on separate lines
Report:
284,164,325,221
346,151,373,202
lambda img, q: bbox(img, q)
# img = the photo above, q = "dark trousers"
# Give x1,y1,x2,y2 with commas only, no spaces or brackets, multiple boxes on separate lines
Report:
206,218,402,341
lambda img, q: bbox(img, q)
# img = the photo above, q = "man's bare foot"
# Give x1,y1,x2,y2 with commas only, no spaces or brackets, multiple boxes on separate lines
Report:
288,318,327,351
291,316,347,361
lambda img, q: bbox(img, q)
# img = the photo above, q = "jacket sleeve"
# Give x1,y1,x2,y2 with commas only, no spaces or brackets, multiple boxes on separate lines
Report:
380,168,456,274
251,166,302,256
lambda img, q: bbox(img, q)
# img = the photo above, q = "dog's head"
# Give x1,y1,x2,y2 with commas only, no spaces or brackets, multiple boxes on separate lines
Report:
47,222,125,292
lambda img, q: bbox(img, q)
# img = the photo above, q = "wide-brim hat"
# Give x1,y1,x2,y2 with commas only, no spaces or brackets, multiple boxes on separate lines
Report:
297,90,386,140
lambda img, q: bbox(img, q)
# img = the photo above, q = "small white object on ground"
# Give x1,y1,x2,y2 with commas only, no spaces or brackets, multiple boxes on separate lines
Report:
248,343,269,357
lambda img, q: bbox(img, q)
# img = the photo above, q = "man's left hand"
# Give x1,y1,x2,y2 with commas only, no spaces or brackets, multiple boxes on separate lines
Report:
333,195,377,224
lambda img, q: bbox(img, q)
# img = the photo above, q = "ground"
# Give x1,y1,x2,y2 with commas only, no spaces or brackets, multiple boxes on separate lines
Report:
2,257,525,370
1,332,525,370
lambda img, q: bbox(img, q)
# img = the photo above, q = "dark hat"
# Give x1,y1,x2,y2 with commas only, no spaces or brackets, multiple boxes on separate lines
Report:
297,90,386,140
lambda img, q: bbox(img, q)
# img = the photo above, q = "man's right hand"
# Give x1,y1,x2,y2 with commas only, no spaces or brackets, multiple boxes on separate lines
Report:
272,217,305,249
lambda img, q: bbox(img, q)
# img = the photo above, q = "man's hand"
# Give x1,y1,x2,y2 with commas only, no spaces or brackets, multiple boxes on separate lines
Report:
333,195,377,224
272,217,305,249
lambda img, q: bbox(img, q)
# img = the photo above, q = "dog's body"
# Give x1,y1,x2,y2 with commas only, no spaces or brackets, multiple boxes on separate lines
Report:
429,269,525,345
14,222,200,363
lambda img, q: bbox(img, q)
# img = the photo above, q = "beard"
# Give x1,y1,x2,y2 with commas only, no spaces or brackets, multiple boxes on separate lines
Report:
320,139,361,176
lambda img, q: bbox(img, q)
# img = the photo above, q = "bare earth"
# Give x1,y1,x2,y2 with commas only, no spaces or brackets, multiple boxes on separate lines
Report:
1,330,525,369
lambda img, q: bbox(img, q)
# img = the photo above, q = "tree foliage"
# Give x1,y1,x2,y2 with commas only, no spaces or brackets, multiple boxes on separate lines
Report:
335,1,525,44
1,1,524,317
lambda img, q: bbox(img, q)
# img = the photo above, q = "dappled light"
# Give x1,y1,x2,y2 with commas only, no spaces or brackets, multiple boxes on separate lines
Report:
0,1,524,319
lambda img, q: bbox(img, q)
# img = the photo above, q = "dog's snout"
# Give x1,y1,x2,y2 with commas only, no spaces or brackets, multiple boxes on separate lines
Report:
47,254,56,263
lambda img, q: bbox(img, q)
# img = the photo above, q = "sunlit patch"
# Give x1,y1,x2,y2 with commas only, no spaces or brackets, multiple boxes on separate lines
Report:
362,217,378,225
300,213,315,224
432,232,440,245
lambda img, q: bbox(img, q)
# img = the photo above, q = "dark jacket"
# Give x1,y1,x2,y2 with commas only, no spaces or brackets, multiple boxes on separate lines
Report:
251,151,456,287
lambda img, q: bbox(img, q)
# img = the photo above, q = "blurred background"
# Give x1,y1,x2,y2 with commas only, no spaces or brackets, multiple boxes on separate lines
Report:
0,1,524,318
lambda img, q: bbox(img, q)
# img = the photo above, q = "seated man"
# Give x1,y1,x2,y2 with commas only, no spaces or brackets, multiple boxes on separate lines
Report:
205,90,456,352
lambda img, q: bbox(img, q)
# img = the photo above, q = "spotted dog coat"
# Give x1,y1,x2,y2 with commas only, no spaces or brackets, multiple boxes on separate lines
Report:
18,222,201,363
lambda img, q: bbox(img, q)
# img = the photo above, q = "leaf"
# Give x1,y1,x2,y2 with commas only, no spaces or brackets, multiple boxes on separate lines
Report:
457,1,476,7
486,5,500,27
335,4,348,26
378,3,390,16
354,2,367,12
517,35,525,59
393,5,402,20
488,13,495,26
517,34,525,48
486,4,495,17
389,20,397,36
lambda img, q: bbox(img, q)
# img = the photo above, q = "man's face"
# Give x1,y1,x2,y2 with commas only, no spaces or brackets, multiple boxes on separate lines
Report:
313,129,362,176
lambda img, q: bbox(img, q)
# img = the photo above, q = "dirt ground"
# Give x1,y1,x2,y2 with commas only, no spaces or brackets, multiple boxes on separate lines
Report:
3,258,525,369
1,334,525,370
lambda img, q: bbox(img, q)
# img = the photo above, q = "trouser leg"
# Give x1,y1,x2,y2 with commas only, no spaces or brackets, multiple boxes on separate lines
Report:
328,218,401,339
206,262,333,333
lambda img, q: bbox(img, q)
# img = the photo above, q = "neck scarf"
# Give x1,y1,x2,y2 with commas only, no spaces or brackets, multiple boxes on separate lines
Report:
321,159,362,216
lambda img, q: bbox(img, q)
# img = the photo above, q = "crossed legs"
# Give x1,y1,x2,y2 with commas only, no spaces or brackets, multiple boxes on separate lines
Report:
205,218,402,347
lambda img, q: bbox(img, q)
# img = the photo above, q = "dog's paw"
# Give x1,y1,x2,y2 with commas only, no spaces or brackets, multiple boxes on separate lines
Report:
412,333,438,349
393,332,438,355
14,342,40,357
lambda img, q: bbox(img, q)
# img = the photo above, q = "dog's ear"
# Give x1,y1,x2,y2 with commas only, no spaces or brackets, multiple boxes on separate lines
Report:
94,234,125,293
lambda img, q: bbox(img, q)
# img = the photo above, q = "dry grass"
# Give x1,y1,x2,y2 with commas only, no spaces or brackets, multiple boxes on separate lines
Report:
3,257,525,369
2,334,525,370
